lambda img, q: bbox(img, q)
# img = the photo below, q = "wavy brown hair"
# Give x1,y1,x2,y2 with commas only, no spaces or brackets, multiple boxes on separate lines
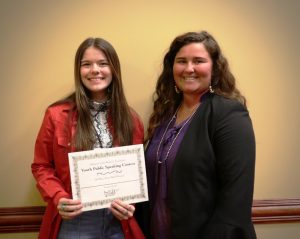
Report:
146,31,246,141
56,37,133,150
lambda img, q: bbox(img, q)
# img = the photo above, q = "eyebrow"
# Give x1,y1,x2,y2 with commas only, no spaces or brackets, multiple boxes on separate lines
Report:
175,56,207,60
80,59,108,62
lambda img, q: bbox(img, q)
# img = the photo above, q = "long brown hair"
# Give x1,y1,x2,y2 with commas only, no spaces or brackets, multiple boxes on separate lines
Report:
146,31,246,140
58,38,133,150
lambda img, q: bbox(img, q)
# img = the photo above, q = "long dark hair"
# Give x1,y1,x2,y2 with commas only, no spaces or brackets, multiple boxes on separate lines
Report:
56,37,134,150
146,31,246,140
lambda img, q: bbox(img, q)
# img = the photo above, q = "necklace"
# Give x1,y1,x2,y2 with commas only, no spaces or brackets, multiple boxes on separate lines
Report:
156,103,200,164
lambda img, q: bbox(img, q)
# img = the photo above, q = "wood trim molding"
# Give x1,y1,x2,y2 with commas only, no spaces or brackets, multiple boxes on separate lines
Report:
0,206,44,233
252,198,300,224
0,198,300,233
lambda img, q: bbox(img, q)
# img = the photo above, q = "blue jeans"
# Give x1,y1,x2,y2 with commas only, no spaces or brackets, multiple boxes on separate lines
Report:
57,209,124,239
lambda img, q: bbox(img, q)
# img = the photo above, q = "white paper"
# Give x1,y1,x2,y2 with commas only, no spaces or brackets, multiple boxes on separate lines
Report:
68,144,148,211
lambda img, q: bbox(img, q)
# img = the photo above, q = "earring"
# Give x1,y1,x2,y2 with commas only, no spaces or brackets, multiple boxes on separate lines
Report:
174,85,180,94
209,85,214,93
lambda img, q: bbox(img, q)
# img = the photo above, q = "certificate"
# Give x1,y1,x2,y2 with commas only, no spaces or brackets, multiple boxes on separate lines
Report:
68,144,148,211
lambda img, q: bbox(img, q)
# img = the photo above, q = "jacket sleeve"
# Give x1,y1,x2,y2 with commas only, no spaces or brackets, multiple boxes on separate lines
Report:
204,99,256,238
31,108,70,207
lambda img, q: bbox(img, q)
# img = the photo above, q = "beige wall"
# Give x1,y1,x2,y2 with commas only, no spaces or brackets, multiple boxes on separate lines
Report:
0,0,299,238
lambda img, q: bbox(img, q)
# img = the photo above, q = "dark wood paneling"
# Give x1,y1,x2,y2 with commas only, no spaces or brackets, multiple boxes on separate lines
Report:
252,198,300,223
0,206,44,233
1,199,300,233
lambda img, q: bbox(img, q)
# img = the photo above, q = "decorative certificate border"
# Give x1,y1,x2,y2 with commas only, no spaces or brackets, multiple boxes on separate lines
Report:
68,144,148,211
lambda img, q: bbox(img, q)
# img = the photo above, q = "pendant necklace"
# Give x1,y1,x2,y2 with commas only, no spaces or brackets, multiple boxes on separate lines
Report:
156,103,200,164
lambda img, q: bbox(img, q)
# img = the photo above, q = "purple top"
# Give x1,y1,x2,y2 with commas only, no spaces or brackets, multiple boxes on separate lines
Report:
145,115,193,239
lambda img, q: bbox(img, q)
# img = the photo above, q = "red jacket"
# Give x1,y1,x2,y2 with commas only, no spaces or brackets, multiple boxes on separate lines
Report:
32,102,145,239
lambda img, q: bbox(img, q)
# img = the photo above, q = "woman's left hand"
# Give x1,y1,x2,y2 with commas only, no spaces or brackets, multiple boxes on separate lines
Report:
110,199,135,220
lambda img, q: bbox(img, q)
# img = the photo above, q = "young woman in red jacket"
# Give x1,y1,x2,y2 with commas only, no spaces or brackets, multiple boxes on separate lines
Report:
32,37,144,239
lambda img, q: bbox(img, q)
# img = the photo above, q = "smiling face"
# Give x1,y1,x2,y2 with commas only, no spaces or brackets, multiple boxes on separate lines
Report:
80,46,112,101
173,42,212,96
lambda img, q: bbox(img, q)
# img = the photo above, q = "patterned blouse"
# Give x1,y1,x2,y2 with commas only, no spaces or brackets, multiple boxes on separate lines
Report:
89,99,113,149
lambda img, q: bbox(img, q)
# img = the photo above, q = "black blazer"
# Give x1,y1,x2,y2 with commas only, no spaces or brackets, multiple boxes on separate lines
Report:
137,94,256,239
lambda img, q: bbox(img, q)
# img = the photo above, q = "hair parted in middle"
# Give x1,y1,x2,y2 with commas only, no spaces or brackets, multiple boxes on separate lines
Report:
146,30,246,140
68,37,133,150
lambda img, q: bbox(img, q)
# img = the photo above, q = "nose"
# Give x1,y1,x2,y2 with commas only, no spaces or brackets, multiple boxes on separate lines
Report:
91,63,100,73
184,62,194,73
